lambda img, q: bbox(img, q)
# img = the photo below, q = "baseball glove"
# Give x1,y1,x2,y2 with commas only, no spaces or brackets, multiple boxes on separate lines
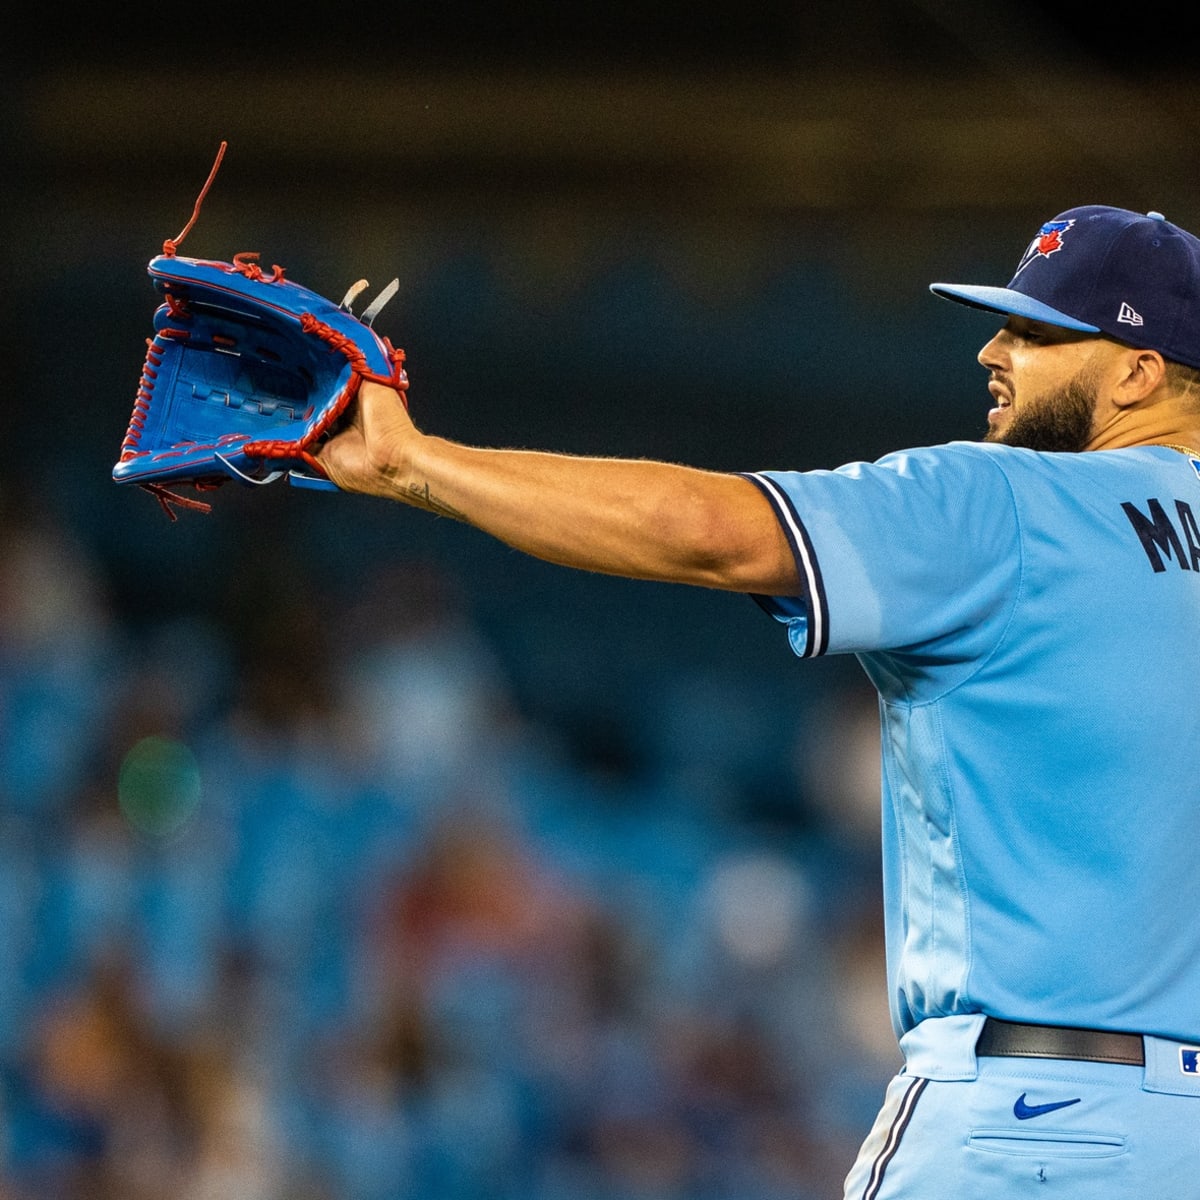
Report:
113,143,408,519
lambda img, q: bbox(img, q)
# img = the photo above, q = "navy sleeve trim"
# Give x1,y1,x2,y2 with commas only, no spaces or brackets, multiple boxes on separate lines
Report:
739,472,830,657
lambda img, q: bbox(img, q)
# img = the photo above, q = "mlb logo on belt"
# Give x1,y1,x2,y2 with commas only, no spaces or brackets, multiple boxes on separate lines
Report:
1180,1048,1200,1075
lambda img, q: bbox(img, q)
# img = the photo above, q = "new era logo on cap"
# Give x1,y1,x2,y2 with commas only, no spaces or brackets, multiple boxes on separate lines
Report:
930,205,1200,370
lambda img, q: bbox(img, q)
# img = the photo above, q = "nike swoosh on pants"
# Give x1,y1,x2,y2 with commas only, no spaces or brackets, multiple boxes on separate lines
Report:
1013,1092,1082,1120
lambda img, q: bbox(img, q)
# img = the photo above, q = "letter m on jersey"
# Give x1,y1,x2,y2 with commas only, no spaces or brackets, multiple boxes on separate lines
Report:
1121,498,1200,572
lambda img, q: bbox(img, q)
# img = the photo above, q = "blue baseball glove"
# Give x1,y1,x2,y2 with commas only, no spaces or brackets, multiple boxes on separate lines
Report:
113,142,407,519
114,251,408,519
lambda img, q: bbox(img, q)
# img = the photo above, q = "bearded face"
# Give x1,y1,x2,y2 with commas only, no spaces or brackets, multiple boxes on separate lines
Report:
984,365,1100,453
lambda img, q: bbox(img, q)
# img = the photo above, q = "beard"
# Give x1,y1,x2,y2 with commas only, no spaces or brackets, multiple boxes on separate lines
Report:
984,371,1098,453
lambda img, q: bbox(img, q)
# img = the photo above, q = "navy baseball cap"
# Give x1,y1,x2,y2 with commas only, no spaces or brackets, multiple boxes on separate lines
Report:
930,205,1200,370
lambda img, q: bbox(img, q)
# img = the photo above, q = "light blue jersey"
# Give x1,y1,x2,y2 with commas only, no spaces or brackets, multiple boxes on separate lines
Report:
745,442,1200,1045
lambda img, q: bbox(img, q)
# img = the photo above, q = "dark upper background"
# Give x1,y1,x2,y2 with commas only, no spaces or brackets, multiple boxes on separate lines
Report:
5,0,1199,738
3,0,1179,74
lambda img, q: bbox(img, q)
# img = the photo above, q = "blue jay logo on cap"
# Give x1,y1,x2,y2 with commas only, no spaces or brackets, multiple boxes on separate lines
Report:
1014,219,1076,278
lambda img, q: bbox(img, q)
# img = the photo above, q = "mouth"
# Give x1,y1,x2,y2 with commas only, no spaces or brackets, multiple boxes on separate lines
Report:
987,380,1012,422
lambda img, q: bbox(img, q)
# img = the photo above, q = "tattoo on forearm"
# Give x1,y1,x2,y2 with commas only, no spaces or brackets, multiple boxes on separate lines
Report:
406,481,466,521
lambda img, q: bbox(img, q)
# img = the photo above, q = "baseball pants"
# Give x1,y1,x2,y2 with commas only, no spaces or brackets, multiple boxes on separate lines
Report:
843,1014,1200,1198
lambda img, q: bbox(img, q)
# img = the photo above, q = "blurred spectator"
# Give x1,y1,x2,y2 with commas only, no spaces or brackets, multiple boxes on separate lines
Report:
0,503,120,819
8,951,190,1199
328,561,524,800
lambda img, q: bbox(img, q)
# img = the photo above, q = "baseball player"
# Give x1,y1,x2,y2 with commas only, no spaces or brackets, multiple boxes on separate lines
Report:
316,205,1200,1197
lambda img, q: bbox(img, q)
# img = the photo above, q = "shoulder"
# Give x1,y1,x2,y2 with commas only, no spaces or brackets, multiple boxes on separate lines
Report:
754,442,1166,516
870,441,1170,487
870,440,1009,475
839,440,1019,502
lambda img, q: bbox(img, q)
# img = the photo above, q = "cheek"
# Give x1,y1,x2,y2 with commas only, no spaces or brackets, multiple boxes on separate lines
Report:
1010,357,1065,403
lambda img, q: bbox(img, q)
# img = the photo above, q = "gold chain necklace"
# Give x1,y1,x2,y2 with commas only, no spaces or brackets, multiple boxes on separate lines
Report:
1158,442,1200,459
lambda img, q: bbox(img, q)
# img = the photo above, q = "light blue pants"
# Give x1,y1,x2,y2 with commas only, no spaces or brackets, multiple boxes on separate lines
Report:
844,1015,1200,1198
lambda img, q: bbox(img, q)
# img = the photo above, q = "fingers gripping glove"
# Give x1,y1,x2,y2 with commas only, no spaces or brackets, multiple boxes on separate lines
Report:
113,143,408,520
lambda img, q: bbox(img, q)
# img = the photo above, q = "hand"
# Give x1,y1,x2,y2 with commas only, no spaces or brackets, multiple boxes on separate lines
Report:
316,379,419,498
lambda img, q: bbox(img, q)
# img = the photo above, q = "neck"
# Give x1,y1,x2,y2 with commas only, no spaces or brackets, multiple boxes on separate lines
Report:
1086,406,1200,453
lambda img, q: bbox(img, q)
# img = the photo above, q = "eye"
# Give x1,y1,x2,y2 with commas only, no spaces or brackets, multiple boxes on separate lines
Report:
1019,324,1054,344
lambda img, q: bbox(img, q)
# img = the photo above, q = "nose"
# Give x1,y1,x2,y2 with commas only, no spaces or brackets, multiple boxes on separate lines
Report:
977,328,1008,371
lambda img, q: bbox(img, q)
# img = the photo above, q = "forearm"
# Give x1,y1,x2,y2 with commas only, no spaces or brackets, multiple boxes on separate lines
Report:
389,435,797,594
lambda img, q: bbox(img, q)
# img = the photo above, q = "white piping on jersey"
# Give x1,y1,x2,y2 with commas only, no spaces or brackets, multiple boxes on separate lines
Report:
748,471,826,656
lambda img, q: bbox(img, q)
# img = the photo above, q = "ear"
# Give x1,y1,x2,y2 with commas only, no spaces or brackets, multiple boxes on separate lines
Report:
1111,348,1167,409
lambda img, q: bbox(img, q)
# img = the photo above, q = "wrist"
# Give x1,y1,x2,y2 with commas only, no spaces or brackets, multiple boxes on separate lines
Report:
388,434,465,520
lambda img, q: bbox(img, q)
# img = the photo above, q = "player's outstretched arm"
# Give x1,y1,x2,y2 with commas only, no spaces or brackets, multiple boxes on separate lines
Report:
317,380,799,596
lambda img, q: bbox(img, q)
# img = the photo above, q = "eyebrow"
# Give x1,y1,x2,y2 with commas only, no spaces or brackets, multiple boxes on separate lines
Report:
1009,318,1092,342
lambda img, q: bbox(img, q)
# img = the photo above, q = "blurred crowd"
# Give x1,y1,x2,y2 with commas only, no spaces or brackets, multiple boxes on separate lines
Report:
0,494,898,1200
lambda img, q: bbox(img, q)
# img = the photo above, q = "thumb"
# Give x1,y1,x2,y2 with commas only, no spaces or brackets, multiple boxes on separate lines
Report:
357,377,417,446
315,378,415,492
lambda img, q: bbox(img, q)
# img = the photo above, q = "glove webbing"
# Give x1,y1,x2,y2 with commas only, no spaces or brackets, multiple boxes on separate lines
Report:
240,316,409,469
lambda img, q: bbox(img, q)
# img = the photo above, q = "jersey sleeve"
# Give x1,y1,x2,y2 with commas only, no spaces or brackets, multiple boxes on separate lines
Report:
742,442,1022,674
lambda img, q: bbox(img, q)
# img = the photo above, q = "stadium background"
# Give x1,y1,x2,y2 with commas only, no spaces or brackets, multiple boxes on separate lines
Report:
2,5,1199,1196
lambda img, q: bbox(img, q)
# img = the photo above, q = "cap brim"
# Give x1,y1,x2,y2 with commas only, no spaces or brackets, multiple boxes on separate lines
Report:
929,283,1101,333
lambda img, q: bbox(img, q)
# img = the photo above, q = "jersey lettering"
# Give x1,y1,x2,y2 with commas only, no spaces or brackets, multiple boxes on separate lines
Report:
1176,500,1200,571
1121,498,1198,572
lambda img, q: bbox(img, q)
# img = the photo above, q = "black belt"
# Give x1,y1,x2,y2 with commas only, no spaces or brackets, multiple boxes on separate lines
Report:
976,1018,1145,1066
